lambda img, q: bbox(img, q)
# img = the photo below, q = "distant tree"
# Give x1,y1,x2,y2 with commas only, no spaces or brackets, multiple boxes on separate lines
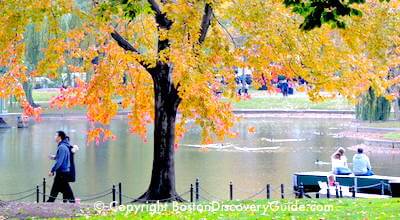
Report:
284,0,392,30
356,88,391,121
23,20,50,107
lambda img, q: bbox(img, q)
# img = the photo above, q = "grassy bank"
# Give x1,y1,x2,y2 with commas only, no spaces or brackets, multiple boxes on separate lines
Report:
7,102,87,114
231,97,354,110
85,199,400,220
32,90,59,102
5,90,354,114
357,121,400,129
384,132,400,140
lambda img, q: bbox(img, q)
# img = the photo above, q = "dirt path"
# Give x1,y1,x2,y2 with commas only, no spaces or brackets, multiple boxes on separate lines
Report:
0,202,94,219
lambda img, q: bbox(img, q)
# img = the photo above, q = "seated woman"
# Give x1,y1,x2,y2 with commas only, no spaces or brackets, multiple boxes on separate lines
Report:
331,153,352,175
332,147,348,166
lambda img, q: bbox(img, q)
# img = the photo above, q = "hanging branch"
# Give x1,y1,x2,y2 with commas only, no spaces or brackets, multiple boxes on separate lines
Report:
199,3,213,44
212,12,238,48
110,30,150,70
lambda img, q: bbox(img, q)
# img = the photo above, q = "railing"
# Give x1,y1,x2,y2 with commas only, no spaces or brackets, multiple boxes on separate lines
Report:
294,180,391,199
0,178,393,205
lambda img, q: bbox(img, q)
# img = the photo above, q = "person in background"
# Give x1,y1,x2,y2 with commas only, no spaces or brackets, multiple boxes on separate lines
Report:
331,151,352,175
280,79,289,96
243,82,249,96
328,174,337,186
353,148,374,176
47,131,75,203
332,147,348,167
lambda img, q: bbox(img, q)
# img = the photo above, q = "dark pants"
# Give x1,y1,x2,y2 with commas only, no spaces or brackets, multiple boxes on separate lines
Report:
47,172,75,203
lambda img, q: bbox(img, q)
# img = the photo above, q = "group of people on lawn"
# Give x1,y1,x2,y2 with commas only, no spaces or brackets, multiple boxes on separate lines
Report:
331,147,373,177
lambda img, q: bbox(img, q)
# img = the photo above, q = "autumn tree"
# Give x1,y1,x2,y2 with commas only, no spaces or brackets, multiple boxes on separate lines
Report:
1,0,399,202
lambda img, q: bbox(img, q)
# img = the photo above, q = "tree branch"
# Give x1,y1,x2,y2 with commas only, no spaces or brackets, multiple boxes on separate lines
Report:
199,3,213,44
147,0,172,28
111,31,140,53
110,30,150,70
148,0,162,14
212,12,238,48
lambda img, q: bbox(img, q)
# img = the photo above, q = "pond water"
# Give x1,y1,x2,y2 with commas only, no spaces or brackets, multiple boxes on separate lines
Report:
1,116,399,201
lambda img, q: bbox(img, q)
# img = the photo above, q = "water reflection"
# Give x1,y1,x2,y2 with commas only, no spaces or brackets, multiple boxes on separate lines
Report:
0,116,399,201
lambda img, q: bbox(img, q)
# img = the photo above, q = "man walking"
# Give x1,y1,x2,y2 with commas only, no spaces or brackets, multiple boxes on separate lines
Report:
47,131,75,203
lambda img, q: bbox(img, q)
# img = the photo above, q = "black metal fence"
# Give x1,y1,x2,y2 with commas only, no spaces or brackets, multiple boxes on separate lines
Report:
0,178,393,205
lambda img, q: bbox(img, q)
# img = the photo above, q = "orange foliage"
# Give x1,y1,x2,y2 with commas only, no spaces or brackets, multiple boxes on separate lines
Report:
0,0,399,145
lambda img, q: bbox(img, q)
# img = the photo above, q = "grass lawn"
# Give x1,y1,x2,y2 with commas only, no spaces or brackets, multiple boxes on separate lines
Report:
85,199,400,220
7,102,87,114
357,121,400,129
6,90,355,114
32,90,59,102
384,132,400,140
231,97,354,110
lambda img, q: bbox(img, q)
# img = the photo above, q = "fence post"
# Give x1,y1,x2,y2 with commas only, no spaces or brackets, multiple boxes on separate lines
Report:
339,186,343,198
354,177,358,193
195,178,199,202
229,181,233,200
43,178,46,203
280,184,285,199
381,181,385,195
112,185,116,207
266,184,270,199
299,183,304,198
335,185,339,198
350,186,355,198
326,187,330,198
118,182,122,205
36,185,40,203
190,184,194,203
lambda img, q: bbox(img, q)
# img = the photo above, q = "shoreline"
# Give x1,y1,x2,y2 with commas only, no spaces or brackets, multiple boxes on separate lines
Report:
0,109,356,119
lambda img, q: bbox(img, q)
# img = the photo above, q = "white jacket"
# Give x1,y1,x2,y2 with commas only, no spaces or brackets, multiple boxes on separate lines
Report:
331,158,348,172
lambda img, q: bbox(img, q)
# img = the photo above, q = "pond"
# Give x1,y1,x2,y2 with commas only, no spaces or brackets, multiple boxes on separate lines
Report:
1,116,399,201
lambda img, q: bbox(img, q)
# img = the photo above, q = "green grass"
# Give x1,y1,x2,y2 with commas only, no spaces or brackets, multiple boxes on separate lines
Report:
32,90,59,102
83,199,400,220
7,102,87,114
32,90,355,111
384,133,400,140
5,90,355,114
231,97,354,110
357,121,400,129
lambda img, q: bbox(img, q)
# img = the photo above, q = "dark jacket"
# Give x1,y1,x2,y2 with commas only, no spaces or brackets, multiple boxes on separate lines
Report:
52,139,76,182
65,138,76,182
51,140,70,173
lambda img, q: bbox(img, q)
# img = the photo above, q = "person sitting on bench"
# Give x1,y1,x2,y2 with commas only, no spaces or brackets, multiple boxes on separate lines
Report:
332,153,352,175
353,148,374,176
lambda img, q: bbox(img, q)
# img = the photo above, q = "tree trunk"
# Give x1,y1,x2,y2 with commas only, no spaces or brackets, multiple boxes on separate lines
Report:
394,98,400,120
134,63,184,203
22,82,39,107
